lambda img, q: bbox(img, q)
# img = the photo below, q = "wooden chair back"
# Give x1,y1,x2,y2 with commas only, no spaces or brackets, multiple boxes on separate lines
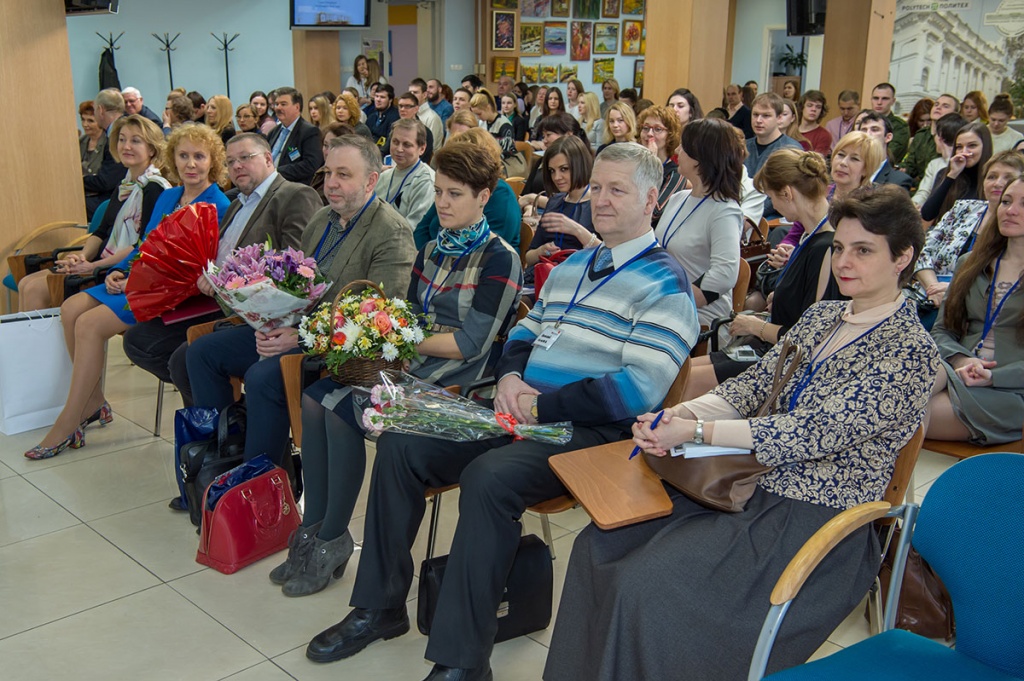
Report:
514,141,534,172
732,258,751,315
519,220,535,267
506,176,526,196
661,357,691,409
280,353,306,448
884,425,925,507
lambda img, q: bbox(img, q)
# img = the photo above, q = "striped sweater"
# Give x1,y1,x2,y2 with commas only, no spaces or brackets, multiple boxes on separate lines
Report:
499,232,699,427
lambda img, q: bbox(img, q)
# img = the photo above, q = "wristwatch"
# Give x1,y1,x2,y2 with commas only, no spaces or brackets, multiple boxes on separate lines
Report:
692,418,705,445
530,396,539,420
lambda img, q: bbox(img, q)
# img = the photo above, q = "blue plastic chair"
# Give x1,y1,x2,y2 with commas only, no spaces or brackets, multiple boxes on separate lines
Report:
753,453,1024,680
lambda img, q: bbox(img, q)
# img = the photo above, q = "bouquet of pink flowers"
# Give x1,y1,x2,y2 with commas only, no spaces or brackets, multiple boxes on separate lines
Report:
204,242,331,332
354,372,573,444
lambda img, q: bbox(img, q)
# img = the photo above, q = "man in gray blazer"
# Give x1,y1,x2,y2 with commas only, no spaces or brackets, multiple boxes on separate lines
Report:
122,133,321,408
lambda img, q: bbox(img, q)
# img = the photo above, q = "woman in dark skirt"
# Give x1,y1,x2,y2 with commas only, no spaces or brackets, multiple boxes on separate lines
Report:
544,185,940,680
270,140,523,598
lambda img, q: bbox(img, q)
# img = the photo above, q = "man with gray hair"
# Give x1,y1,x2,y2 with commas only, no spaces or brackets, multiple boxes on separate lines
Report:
304,142,698,681
378,118,436,229
83,88,127,219
121,87,162,126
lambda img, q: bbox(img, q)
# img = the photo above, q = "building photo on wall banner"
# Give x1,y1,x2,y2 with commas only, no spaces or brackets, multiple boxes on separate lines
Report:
890,0,1024,115
488,0,645,91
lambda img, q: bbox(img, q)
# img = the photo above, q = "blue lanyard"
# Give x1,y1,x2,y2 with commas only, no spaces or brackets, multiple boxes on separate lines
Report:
787,316,888,411
659,193,709,249
385,160,421,205
976,254,1021,355
555,243,658,327
961,205,989,255
314,193,376,261
554,186,590,248
780,216,829,281
421,231,490,316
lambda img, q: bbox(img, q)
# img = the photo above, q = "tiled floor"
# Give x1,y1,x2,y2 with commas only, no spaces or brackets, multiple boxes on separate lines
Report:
0,337,959,680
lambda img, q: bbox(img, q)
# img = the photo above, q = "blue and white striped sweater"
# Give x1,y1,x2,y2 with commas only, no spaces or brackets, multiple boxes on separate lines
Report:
500,244,699,426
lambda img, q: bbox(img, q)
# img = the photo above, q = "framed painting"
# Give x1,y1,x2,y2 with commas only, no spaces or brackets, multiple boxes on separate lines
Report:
593,57,615,84
602,0,620,18
492,0,518,8
593,22,618,54
559,64,579,82
521,64,540,84
493,56,519,81
521,24,543,56
634,59,644,90
570,21,592,61
572,0,600,20
492,11,516,51
622,0,644,15
540,64,558,83
622,19,642,55
551,0,570,18
521,0,550,18
543,21,567,55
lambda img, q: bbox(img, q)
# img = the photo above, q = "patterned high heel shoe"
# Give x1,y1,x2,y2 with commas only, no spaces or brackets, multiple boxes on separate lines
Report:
24,427,85,460
81,401,113,429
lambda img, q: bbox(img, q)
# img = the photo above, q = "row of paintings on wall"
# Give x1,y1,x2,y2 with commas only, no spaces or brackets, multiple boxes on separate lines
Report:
497,16,644,57
493,56,644,89
491,0,645,19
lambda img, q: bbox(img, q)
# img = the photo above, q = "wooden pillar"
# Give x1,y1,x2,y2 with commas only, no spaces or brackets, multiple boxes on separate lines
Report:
819,0,897,104
292,30,342,103
0,2,85,312
645,0,734,110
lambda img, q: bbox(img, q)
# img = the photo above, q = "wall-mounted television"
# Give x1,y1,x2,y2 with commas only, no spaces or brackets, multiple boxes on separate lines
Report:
291,0,371,29
65,0,120,15
786,0,827,36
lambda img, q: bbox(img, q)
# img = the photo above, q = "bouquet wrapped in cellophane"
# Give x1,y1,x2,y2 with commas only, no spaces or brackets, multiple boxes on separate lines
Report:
204,242,331,333
354,372,573,444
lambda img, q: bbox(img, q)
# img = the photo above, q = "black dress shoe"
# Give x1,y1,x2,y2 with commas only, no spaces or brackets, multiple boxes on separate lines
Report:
422,663,493,681
306,607,410,663
168,497,187,512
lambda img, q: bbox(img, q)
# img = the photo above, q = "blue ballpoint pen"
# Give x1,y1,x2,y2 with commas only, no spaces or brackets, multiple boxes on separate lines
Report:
629,409,665,459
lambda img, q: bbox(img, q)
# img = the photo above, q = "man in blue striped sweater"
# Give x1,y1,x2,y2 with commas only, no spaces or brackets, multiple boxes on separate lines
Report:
307,143,700,681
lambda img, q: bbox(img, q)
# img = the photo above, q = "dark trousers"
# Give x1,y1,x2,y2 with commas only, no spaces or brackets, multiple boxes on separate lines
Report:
350,424,625,668
185,323,299,465
121,311,225,407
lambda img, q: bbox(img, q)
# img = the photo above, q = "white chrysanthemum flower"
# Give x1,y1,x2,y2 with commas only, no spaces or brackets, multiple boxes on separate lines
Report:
400,326,417,343
381,342,399,361
341,320,362,352
412,326,425,343
391,299,408,310
298,327,316,348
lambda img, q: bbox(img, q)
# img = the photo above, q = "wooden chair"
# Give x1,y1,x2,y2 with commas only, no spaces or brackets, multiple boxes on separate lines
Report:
505,176,526,197
921,436,1024,460
519,220,535,267
5,218,93,309
692,259,752,356
186,317,246,403
514,141,534,175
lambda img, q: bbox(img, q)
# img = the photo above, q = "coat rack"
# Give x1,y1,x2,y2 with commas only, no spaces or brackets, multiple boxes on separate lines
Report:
211,33,240,99
151,32,181,90
96,32,124,50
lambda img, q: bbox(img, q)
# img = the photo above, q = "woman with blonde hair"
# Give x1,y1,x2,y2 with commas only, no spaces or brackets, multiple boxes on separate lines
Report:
19,115,172,311
204,94,235,145
577,91,604,149
600,78,619,115
962,90,989,124
332,92,372,139
597,100,637,154
308,94,335,134
24,124,231,460
830,130,884,200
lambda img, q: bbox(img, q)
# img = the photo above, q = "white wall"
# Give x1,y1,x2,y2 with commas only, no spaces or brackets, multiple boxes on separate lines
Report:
731,0,785,88
441,0,477,87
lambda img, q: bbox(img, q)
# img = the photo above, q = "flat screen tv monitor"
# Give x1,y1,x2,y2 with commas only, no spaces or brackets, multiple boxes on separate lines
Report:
786,0,827,36
65,0,120,15
291,0,371,29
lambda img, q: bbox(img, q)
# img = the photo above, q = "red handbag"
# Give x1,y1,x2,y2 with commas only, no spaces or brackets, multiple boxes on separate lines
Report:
533,249,576,294
196,467,301,574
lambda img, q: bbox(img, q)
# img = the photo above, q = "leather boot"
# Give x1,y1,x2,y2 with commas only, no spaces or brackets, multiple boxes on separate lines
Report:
282,530,354,597
269,521,321,585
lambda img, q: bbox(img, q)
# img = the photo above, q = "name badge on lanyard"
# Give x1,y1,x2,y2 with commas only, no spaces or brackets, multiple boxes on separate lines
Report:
533,327,563,349
288,148,301,161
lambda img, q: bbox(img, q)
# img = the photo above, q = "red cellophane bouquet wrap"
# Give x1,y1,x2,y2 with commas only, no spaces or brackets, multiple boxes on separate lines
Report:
125,202,220,322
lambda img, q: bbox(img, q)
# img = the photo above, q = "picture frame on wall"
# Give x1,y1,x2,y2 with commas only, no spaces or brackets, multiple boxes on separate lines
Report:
492,11,516,51
543,21,568,55
493,0,519,8
521,24,543,56
570,21,592,61
593,57,615,84
622,0,644,15
593,22,618,54
540,64,558,83
602,0,620,18
551,0,570,18
522,64,540,83
634,59,644,91
559,64,579,82
521,0,550,17
622,19,642,55
572,0,600,20
493,56,519,81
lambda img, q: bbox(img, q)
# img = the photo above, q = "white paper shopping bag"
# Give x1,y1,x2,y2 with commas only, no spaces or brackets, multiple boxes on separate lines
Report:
0,308,72,435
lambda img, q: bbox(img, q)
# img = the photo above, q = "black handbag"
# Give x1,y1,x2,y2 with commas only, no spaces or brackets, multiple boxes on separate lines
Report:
417,534,552,642
180,402,247,527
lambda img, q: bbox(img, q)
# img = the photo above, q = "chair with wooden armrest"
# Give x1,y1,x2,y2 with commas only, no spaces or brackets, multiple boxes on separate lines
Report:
514,141,535,175
505,176,526,197
921,434,1024,460
519,220,535,268
693,259,752,356
185,317,247,404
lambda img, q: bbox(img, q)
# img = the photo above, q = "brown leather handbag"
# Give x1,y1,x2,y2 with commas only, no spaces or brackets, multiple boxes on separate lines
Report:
872,526,956,640
643,339,804,512
741,217,772,264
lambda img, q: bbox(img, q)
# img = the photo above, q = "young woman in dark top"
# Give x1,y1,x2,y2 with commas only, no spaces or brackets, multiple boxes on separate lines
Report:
921,121,993,225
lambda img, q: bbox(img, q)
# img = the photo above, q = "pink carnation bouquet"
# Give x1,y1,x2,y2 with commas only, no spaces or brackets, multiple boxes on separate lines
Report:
204,241,331,332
